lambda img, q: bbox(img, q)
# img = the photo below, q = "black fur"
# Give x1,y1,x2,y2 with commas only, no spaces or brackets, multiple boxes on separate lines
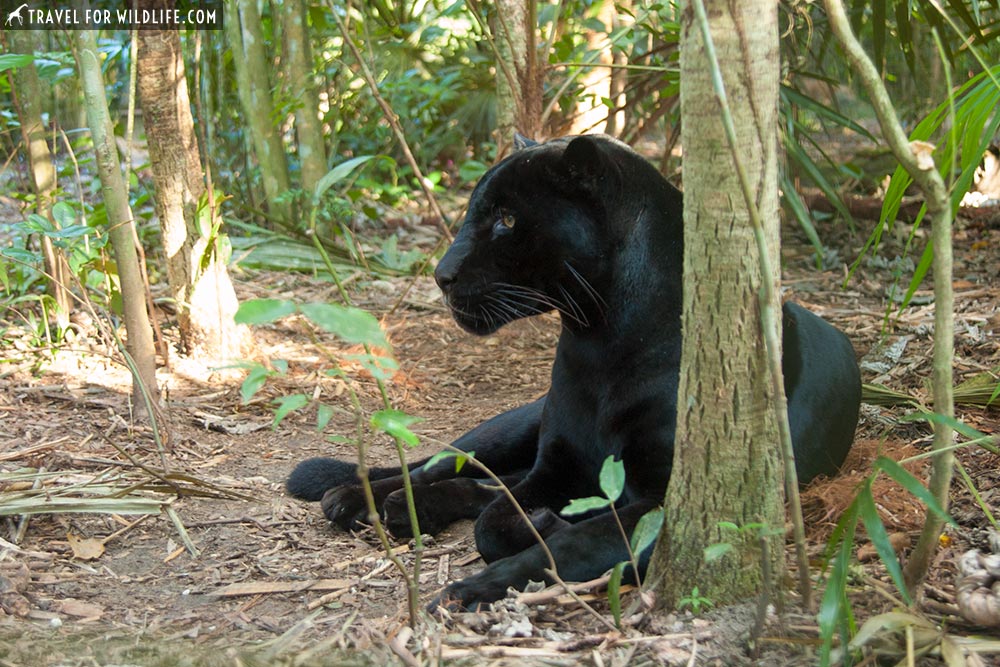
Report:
286,457,401,501
286,135,862,611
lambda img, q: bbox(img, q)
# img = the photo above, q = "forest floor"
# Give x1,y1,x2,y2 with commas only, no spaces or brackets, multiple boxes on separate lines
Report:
1,204,999,666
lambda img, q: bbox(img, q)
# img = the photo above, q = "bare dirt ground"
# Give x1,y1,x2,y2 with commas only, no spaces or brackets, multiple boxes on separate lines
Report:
1,213,998,666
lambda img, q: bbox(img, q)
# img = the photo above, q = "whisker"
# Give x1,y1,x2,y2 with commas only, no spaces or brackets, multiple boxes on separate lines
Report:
564,262,607,322
558,284,590,328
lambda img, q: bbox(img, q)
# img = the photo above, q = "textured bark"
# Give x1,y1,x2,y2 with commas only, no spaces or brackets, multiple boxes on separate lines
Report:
282,0,327,192
74,30,159,410
7,30,72,327
649,0,783,608
137,24,255,364
495,0,542,150
224,0,290,220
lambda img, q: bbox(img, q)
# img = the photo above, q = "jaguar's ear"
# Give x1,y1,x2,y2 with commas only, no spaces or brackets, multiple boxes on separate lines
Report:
513,133,538,151
556,135,608,189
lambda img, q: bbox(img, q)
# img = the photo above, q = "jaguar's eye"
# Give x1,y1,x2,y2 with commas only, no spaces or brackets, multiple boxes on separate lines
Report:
493,213,516,235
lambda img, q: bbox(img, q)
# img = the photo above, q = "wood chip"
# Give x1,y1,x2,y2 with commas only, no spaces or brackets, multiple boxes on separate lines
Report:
208,579,355,597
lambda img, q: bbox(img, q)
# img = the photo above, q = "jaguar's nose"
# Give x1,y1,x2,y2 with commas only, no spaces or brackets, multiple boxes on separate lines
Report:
434,263,455,292
434,252,460,292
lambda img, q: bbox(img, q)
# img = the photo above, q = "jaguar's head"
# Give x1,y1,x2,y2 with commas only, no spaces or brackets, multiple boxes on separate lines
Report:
434,135,632,335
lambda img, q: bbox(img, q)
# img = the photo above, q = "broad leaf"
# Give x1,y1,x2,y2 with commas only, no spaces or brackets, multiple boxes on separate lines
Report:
299,302,387,347
234,298,296,325
599,456,625,502
314,156,378,202
0,53,34,73
631,507,665,555
423,450,474,474
273,394,309,428
240,363,275,403
371,409,423,447
608,562,625,628
561,496,611,516
316,403,334,431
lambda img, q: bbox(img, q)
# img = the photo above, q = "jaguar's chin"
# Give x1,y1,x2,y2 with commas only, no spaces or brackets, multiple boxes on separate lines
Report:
442,294,516,336
448,305,509,336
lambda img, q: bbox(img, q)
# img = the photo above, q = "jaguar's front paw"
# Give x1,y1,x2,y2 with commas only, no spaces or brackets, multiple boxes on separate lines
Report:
383,486,452,538
320,486,370,531
427,575,508,613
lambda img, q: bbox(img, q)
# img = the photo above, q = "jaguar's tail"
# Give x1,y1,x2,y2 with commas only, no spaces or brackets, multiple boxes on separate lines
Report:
285,457,402,501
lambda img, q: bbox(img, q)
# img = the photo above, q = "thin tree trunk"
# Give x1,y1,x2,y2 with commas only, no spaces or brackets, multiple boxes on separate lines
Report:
821,0,955,594
604,1,629,137
224,0,290,221
566,0,626,136
649,0,783,608
282,0,327,192
7,30,72,328
137,23,256,366
74,29,159,411
495,0,542,151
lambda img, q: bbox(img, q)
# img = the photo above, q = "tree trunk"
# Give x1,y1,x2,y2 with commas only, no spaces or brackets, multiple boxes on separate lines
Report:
495,0,542,151
567,0,625,136
648,0,783,608
137,23,256,366
224,0,291,221
282,0,327,193
74,29,159,412
7,30,73,328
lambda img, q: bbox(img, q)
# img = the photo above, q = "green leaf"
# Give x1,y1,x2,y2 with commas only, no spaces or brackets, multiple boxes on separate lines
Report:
561,496,611,516
371,409,424,447
234,298,296,325
631,507,664,555
784,136,854,229
873,456,958,528
818,504,858,664
857,482,910,604
0,54,35,73
423,450,474,474
273,394,309,428
608,561,625,628
458,160,489,183
780,172,823,267
704,542,733,563
298,302,387,347
780,85,876,141
897,238,933,312
314,156,377,203
599,456,625,502
240,363,275,403
342,352,399,382
317,403,334,431
901,410,988,442
25,214,54,234
52,201,76,228
847,611,935,653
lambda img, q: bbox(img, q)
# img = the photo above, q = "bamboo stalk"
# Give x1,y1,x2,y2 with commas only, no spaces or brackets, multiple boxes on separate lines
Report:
823,0,955,594
72,29,160,415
